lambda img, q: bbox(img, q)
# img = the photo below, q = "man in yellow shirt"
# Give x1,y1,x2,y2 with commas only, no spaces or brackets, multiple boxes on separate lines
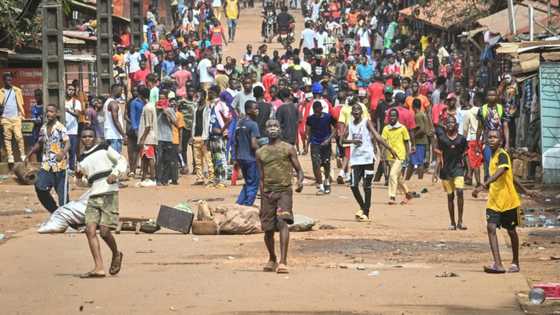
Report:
0,72,26,163
473,130,537,274
382,108,412,205
225,0,239,42
170,98,185,185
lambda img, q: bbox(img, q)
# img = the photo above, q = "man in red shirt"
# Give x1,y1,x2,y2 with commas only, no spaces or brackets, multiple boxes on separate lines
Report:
131,60,151,87
367,75,385,114
262,65,278,102
385,92,416,132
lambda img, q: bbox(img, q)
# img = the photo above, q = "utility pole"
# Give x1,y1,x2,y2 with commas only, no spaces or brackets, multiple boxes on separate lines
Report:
130,0,144,48
508,0,517,35
41,0,65,123
96,0,113,97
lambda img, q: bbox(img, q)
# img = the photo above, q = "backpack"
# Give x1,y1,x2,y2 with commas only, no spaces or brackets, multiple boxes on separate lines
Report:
481,104,504,120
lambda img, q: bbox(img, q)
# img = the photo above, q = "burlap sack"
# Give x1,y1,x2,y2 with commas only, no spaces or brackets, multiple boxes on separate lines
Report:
212,204,262,234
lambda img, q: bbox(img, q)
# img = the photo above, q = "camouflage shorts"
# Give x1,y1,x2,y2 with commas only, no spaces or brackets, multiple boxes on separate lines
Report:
85,192,119,229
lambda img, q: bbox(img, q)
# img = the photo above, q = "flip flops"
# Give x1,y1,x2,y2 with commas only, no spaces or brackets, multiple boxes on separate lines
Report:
276,264,289,274
109,252,123,276
263,261,278,272
483,264,506,274
457,223,468,230
80,271,106,279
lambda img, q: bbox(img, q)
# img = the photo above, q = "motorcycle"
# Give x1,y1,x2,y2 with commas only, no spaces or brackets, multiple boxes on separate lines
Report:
263,10,276,43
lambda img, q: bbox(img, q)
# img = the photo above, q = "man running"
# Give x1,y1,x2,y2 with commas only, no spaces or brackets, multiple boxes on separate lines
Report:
343,104,396,222
256,120,304,274
76,127,127,278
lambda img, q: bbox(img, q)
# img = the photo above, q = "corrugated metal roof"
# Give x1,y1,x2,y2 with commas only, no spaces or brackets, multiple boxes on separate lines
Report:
477,0,560,36
400,0,488,29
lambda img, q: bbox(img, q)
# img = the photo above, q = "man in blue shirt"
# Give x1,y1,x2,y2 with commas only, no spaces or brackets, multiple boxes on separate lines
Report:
161,52,176,78
306,101,336,195
356,56,374,89
234,100,260,206
128,86,148,176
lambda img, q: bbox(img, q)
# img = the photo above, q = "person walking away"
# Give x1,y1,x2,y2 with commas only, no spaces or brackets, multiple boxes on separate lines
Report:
437,115,467,230
234,100,260,205
191,90,215,185
256,119,304,274
210,19,228,63
25,104,69,212
104,85,127,154
156,92,177,186
30,89,44,162
406,99,431,180
253,86,274,146
473,129,538,274
212,0,223,20
306,101,336,195
64,85,82,171
76,127,126,278
225,0,239,41
382,108,413,205
137,89,158,187
208,86,231,188
343,104,396,222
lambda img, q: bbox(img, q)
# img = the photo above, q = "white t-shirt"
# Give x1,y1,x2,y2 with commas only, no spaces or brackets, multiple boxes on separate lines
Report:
1,88,18,118
212,0,222,7
65,98,81,135
357,28,371,48
126,52,142,73
348,119,375,166
301,28,316,50
315,31,328,51
198,58,214,83
311,1,322,21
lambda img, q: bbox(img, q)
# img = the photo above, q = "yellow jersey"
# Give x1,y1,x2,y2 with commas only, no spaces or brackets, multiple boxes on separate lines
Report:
487,148,521,212
381,124,410,160
225,0,238,19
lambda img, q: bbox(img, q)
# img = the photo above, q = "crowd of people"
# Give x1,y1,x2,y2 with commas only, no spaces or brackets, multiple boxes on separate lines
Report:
0,0,542,276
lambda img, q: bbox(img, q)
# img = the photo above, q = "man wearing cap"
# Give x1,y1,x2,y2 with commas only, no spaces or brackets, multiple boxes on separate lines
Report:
0,72,26,163
310,82,332,114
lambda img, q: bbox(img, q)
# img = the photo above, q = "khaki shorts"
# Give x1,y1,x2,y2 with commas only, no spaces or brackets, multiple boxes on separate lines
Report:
442,176,464,194
85,192,119,229
260,190,294,232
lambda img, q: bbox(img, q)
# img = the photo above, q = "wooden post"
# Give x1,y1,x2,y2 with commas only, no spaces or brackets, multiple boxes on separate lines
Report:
96,0,113,97
130,0,144,48
41,0,66,123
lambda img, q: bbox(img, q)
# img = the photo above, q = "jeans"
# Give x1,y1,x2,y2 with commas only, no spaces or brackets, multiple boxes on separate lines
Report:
34,169,68,213
236,159,260,206
350,164,374,216
226,117,238,161
106,138,123,154
157,141,178,184
227,19,238,40
483,144,492,181
68,134,79,170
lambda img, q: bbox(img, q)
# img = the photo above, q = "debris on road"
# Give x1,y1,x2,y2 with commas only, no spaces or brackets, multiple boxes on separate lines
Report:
368,271,380,277
12,162,38,185
0,233,5,241
289,214,316,232
318,224,336,230
435,271,459,278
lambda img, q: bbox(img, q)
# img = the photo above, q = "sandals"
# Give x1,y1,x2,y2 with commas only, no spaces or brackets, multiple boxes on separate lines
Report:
483,264,506,274
508,264,520,273
263,261,278,272
109,252,123,276
276,264,289,274
80,271,106,279
448,224,457,231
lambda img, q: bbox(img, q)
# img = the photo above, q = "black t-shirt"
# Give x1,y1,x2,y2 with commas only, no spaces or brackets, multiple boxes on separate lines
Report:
255,101,273,137
438,133,468,179
276,102,299,145
276,13,294,30
194,106,204,137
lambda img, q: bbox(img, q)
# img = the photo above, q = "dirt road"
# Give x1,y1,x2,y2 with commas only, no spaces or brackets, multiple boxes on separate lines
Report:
1,5,559,315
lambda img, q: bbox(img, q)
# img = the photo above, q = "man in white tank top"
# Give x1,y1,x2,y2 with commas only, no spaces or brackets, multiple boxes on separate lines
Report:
342,104,396,222
103,84,127,154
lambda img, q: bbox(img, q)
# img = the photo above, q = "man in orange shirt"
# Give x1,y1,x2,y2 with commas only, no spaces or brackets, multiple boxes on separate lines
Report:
405,81,430,112
367,75,385,114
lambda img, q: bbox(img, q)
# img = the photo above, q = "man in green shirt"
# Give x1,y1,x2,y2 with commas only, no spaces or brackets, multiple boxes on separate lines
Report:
256,120,304,274
178,85,197,174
